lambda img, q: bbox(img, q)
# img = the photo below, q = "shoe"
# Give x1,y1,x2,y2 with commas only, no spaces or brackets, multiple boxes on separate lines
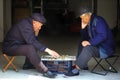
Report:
43,71,57,78
22,64,35,70
64,71,79,76
72,65,88,70
82,67,88,70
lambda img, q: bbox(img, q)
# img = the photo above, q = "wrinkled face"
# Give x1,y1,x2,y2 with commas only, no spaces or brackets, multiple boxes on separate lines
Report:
80,13,91,25
33,20,43,32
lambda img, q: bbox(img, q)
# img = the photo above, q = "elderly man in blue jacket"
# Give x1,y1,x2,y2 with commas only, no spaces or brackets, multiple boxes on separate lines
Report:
2,13,60,78
65,7,115,76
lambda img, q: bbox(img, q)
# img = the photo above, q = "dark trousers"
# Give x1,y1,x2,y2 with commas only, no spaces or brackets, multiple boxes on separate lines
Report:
6,45,43,72
24,57,33,66
75,45,100,68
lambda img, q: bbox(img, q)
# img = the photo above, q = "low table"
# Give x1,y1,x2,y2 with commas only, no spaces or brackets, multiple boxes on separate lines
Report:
41,55,76,74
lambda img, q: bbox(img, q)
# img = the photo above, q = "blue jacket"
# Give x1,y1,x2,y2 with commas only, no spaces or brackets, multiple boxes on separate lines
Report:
2,17,46,54
80,14,115,58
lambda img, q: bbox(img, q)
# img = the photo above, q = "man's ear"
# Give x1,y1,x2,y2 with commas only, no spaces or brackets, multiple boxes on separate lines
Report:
32,20,35,24
32,20,36,28
32,19,35,23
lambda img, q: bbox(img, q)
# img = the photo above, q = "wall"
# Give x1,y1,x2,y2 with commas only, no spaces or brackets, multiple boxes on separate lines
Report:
4,0,12,35
0,0,11,42
97,0,117,29
0,0,4,42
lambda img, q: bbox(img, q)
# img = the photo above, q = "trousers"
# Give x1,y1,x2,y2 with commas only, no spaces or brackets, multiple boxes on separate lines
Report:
75,45,100,68
6,45,45,72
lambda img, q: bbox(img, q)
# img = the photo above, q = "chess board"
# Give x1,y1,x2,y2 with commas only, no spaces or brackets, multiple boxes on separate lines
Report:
41,55,76,74
41,55,76,61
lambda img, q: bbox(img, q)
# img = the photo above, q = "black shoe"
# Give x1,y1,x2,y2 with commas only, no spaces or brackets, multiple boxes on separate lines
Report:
82,67,89,70
64,71,79,76
43,71,57,78
22,64,35,70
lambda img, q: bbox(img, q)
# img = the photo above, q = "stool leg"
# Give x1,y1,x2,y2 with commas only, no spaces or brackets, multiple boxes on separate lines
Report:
91,57,107,75
3,57,15,72
3,54,18,72
105,56,119,73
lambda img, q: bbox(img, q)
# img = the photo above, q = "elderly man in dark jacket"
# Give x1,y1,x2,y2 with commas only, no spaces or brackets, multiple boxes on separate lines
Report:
65,7,115,76
2,13,60,78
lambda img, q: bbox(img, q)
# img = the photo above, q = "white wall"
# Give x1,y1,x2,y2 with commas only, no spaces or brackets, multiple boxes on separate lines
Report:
4,0,12,35
0,0,4,42
97,0,117,29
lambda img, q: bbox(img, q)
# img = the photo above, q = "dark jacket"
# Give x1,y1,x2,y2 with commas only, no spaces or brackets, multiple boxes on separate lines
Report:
80,14,115,58
2,17,46,53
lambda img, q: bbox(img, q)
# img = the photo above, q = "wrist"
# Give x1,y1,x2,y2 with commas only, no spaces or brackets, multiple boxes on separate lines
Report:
45,48,51,53
81,22,87,29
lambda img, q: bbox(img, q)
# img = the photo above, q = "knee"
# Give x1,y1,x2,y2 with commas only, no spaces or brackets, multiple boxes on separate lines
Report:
24,45,37,57
81,45,94,56
83,45,93,51
25,45,36,53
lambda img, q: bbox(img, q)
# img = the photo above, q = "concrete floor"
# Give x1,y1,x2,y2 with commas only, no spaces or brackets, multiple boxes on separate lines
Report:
0,34,120,80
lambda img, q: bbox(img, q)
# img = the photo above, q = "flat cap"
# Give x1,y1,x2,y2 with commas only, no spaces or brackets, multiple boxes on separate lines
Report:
31,13,46,24
76,6,91,17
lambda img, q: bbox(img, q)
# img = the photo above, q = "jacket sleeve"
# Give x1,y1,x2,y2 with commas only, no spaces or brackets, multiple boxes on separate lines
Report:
89,19,108,46
18,23,46,51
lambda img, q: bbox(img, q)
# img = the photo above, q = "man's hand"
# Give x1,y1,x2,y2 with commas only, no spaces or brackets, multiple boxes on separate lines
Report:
82,41,91,47
35,30,39,36
81,21,87,29
45,48,60,58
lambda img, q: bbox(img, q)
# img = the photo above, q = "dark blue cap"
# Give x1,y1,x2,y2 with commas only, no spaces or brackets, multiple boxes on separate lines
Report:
31,13,46,24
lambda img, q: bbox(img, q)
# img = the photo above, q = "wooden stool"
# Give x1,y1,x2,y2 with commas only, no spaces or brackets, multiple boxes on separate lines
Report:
2,53,18,72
